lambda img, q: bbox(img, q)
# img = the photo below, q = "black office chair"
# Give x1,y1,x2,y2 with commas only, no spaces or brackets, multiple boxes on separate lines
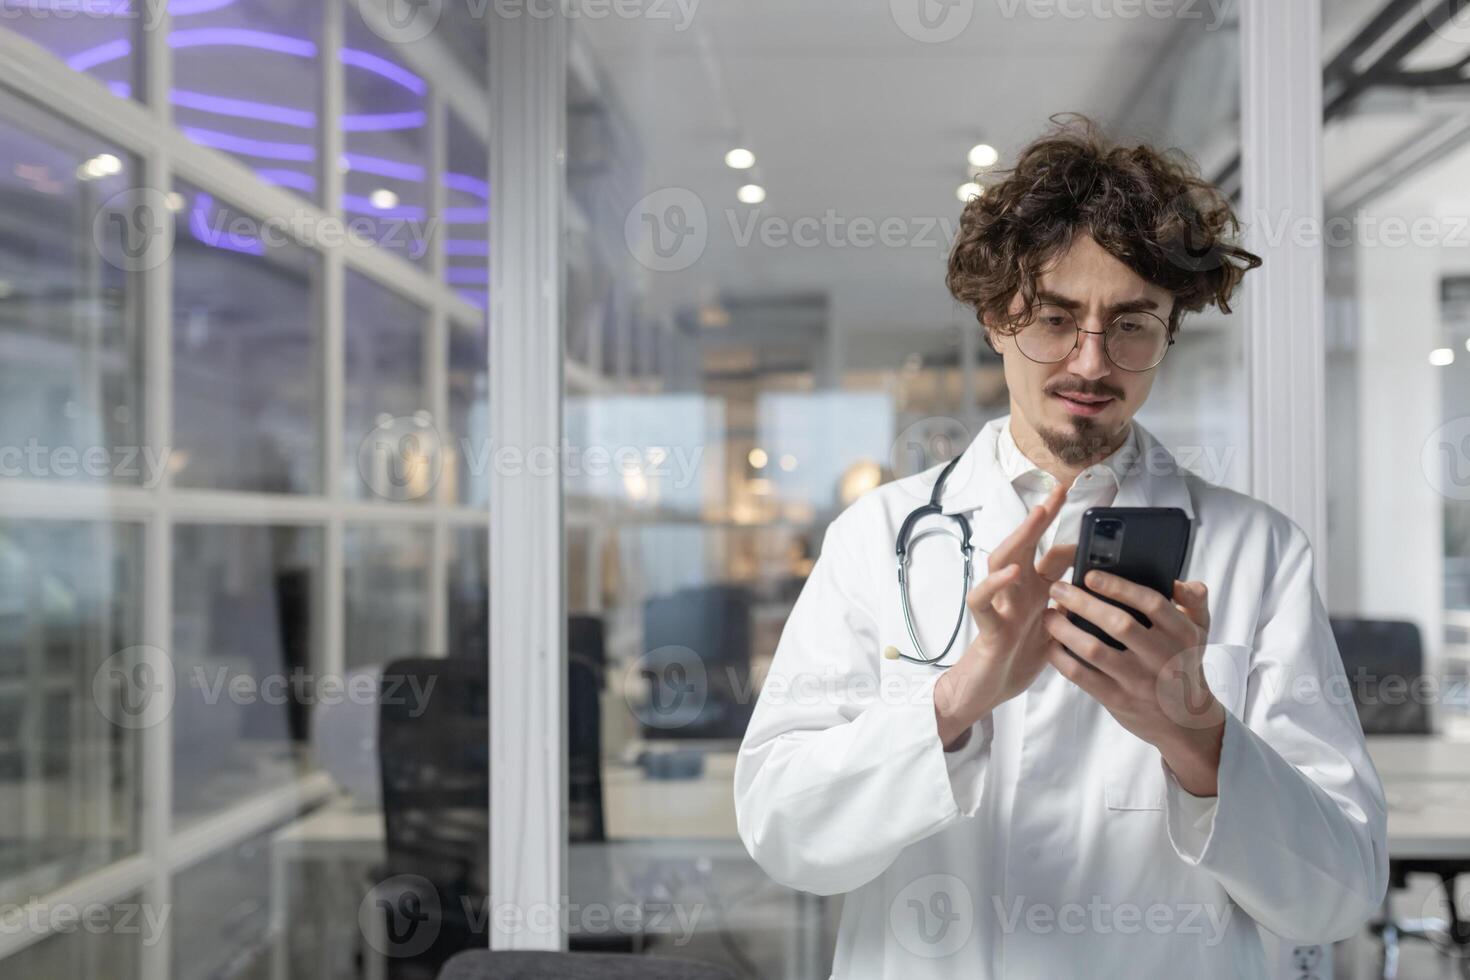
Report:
569,615,608,845
640,584,755,740
438,950,737,980
374,655,490,980
1331,617,1470,974
371,625,651,972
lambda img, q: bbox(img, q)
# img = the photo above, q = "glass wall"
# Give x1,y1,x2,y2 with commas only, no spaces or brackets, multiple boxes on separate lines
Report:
562,5,1245,973
1319,3,1470,971
0,3,489,976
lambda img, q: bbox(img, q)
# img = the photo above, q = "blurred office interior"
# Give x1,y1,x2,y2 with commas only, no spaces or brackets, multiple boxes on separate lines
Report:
1,0,1469,977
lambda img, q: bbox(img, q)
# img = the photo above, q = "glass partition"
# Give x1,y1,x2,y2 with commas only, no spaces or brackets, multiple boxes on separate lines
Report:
563,5,1247,972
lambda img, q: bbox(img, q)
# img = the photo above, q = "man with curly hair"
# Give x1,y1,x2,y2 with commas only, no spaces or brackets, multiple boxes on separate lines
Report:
735,115,1388,977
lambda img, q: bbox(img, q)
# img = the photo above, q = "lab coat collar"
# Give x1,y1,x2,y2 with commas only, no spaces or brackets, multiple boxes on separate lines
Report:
937,415,1197,553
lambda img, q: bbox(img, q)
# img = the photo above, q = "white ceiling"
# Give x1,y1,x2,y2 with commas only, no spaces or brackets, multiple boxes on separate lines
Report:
577,0,1470,360
576,0,1215,346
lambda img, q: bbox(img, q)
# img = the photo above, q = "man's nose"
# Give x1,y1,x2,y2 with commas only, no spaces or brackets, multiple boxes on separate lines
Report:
1067,323,1112,379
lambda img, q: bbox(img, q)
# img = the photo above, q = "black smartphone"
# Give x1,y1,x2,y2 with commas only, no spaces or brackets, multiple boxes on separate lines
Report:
1067,507,1194,651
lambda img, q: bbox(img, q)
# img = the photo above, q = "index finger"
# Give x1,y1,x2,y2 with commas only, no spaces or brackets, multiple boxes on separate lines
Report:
990,482,1067,568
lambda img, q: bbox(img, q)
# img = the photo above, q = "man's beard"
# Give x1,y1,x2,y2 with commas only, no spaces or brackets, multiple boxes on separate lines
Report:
1036,417,1123,467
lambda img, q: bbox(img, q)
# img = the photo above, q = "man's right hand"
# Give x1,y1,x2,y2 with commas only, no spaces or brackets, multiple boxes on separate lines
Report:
934,482,1075,749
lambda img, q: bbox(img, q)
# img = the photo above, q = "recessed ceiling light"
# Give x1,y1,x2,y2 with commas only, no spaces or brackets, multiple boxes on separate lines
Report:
77,154,123,181
1430,347,1455,366
369,188,400,210
737,184,766,205
1465,337,1470,353
748,448,768,469
956,181,983,202
779,454,797,472
725,148,755,170
967,143,999,168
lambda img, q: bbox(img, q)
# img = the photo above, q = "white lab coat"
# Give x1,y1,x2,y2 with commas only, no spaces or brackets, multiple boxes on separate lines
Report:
734,416,1388,978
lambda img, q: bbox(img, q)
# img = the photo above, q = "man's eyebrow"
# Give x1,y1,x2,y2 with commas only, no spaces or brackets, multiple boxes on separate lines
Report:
1036,290,1161,314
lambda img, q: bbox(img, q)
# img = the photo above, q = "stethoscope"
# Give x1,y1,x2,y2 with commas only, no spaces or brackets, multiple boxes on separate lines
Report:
886,453,976,669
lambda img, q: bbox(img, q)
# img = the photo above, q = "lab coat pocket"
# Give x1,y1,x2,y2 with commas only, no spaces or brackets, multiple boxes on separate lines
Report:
1104,754,1166,811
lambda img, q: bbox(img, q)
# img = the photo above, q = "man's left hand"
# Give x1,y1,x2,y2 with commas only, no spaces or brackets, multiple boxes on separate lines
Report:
1043,572,1225,797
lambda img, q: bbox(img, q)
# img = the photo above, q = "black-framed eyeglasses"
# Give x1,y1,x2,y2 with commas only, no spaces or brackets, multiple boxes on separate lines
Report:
1012,303,1174,373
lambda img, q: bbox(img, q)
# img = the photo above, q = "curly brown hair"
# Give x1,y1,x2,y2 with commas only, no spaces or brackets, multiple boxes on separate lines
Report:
946,113,1261,344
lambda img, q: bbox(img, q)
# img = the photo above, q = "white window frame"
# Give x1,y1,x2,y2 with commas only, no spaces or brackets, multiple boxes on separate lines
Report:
0,1,494,972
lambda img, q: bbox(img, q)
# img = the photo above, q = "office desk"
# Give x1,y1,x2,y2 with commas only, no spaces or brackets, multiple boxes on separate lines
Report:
267,752,827,980
1367,734,1470,860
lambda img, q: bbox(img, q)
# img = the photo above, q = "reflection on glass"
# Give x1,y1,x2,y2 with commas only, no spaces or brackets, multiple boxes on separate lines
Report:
172,524,320,825
0,521,141,907
171,0,323,202
0,97,141,485
171,826,280,980
343,7,430,263
564,394,717,516
447,318,489,506
3,2,136,99
1322,102,1470,731
445,110,489,309
172,183,321,494
448,526,487,661
344,270,430,502
433,3,490,87
344,524,430,670
1,890,144,980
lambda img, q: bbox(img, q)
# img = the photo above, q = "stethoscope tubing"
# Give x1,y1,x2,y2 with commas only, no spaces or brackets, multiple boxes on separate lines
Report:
892,453,978,669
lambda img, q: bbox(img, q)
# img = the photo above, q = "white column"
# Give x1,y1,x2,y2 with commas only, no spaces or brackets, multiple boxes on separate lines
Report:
1240,0,1328,587
488,4,568,951
1239,2,1333,975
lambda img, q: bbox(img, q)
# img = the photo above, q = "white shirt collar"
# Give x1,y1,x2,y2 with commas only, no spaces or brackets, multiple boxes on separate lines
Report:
996,417,1139,493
